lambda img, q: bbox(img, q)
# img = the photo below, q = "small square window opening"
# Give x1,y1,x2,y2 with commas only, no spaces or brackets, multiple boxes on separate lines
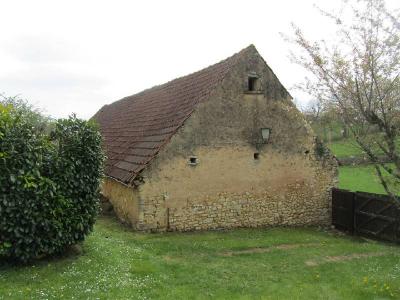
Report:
188,156,198,165
254,153,260,160
248,77,258,91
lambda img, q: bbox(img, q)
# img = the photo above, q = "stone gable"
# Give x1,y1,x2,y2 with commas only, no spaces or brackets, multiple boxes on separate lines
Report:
99,45,338,231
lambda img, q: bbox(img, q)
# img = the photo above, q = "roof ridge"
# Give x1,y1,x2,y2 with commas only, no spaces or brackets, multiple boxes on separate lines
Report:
110,45,255,107
161,44,254,87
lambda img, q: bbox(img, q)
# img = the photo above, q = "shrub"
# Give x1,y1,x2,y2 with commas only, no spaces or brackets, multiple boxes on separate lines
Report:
0,94,50,132
314,136,329,158
0,102,104,262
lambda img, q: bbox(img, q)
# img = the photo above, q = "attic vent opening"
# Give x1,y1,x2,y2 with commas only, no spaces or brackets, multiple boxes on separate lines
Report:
188,156,198,166
254,153,260,160
248,76,258,91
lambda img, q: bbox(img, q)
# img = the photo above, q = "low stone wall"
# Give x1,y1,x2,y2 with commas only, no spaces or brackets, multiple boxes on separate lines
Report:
101,178,142,228
337,155,390,166
139,183,332,232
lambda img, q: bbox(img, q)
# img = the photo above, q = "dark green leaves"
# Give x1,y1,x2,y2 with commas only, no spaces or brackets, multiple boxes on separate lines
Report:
0,104,105,262
9,175,16,183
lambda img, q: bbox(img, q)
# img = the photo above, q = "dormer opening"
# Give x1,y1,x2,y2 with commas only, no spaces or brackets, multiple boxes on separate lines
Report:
248,76,258,91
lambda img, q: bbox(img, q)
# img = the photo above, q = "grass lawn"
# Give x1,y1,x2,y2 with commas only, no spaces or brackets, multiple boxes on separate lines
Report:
338,164,399,195
328,139,364,158
1,216,399,299
327,137,400,159
338,165,390,194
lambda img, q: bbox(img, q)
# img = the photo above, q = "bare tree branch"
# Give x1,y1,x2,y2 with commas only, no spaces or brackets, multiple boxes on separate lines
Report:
287,0,400,200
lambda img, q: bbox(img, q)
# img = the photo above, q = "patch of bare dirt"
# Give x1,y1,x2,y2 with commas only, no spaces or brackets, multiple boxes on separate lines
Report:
221,243,319,256
305,252,387,266
275,244,304,250
221,247,272,256
163,255,173,261
163,255,183,263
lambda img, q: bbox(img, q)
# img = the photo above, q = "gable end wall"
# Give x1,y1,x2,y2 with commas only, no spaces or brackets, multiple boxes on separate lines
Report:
103,48,338,231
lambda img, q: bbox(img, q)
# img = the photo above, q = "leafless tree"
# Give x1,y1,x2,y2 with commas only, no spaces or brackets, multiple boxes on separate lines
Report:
287,0,400,201
303,100,346,142
303,99,324,122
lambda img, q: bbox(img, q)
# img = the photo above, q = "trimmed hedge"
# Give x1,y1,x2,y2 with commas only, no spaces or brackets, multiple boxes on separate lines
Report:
0,103,104,262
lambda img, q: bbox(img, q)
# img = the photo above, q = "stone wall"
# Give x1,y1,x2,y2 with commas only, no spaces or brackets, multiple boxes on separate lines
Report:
136,145,336,231
101,177,142,229
140,184,332,232
169,185,331,231
102,46,338,232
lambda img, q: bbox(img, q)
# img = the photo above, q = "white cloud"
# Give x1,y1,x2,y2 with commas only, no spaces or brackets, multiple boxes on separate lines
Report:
0,0,398,119
2,36,78,63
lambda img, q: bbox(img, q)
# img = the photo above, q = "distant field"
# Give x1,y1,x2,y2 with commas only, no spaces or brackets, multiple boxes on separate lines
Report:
311,122,345,143
326,136,400,159
338,165,389,194
328,136,398,194
328,139,364,158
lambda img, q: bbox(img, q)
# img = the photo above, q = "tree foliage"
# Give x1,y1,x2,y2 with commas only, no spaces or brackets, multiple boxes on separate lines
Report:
288,0,400,201
0,98,104,262
0,94,50,132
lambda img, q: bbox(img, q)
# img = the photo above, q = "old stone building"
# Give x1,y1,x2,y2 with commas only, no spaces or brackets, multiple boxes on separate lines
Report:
93,45,337,232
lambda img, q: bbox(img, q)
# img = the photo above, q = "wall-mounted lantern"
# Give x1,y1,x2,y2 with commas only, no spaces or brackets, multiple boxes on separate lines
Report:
261,128,271,143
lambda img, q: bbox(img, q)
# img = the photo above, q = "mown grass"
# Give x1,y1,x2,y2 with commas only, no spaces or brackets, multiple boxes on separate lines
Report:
1,216,399,299
328,139,364,158
338,165,391,194
327,137,400,159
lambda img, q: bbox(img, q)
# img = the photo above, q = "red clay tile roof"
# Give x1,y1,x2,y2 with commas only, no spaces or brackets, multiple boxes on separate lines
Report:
93,45,253,185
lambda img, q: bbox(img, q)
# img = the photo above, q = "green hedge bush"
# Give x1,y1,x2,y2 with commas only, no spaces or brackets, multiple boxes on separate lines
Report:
0,102,104,262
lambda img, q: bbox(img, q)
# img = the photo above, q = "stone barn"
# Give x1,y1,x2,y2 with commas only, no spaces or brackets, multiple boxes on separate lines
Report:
93,45,337,232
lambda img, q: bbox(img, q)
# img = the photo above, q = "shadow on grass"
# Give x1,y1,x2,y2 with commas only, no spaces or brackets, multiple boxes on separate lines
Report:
0,244,84,271
0,215,121,270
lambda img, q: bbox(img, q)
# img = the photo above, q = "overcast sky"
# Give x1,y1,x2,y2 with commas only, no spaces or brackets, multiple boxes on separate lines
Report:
1,0,399,119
